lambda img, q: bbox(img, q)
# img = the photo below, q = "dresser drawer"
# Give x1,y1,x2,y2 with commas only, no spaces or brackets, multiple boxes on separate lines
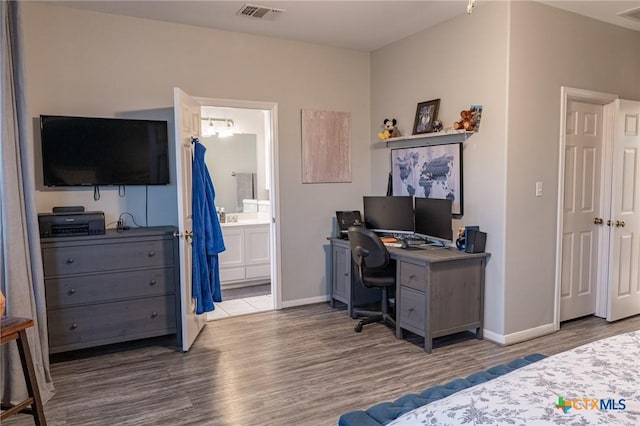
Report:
399,261,428,291
399,287,426,335
42,239,174,276
45,267,175,308
48,296,176,349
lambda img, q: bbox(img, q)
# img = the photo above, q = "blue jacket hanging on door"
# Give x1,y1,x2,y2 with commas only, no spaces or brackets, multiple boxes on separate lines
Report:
192,139,225,314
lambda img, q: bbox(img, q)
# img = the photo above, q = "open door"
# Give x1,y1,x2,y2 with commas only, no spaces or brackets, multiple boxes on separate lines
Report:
174,87,206,351
607,99,640,321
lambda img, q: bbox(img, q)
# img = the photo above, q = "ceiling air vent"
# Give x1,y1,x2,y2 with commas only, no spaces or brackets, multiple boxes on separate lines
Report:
236,4,286,20
618,7,640,23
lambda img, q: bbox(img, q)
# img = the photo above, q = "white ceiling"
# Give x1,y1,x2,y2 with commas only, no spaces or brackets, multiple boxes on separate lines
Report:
48,1,640,52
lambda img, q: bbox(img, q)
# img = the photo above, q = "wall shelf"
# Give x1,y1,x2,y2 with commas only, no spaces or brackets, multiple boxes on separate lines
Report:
374,129,475,149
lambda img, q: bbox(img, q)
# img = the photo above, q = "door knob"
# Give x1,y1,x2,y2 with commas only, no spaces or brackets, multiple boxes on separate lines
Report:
616,220,626,228
174,230,194,240
593,217,604,225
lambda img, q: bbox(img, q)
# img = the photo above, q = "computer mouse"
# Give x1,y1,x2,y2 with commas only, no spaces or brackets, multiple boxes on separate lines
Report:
400,240,409,249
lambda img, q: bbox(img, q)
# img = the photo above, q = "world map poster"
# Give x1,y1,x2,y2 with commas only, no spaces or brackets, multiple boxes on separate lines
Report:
391,143,463,217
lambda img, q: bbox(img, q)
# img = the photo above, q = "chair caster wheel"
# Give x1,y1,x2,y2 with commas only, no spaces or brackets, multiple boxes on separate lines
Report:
354,322,363,332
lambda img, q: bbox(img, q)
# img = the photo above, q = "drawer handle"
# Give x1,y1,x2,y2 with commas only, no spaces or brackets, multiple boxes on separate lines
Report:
408,308,414,312
148,251,155,257
70,323,78,330
68,288,76,295
149,279,157,286
409,274,416,280
66,258,75,264
151,311,158,318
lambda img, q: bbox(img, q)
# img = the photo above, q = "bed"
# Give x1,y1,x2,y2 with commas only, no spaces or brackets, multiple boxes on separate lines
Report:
388,330,640,426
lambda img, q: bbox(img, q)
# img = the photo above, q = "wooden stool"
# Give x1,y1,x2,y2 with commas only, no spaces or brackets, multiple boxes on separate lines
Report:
0,317,47,425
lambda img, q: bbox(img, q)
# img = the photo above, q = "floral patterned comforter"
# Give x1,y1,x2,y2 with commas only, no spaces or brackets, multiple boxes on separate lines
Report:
389,331,640,426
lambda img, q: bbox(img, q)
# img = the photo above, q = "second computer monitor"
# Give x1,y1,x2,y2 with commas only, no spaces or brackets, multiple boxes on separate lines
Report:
363,196,414,235
414,197,453,246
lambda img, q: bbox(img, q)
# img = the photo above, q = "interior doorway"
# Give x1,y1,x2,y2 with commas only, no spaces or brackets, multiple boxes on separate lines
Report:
556,87,617,327
555,87,640,327
195,97,280,321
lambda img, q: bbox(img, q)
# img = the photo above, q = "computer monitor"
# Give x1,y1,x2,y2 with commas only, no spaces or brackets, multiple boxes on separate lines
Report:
363,196,414,235
414,197,453,247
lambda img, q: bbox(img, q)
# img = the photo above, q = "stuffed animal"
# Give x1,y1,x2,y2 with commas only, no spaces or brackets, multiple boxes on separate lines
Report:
431,120,443,132
453,109,476,131
377,118,401,140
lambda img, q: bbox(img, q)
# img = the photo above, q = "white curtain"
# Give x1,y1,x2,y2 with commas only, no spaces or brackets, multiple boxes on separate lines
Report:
1,0,55,404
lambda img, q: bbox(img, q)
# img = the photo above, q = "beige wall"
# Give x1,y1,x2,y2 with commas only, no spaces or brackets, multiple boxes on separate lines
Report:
23,3,371,303
371,1,510,334
372,0,640,339
504,2,640,334
23,1,640,335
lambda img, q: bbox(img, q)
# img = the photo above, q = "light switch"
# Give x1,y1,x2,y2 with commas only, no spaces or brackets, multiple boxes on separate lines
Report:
535,181,543,197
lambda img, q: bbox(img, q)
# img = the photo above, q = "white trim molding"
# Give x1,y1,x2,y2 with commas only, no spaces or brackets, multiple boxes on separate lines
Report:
483,323,556,346
281,295,330,309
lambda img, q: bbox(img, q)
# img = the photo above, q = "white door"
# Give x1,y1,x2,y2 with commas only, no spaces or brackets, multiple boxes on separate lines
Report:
174,87,206,351
560,100,603,321
607,99,640,321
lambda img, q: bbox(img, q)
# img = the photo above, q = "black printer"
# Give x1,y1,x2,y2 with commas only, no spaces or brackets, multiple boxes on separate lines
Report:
38,210,105,238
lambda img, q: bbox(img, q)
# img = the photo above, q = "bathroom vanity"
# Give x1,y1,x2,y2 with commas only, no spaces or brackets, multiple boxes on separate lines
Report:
219,218,271,288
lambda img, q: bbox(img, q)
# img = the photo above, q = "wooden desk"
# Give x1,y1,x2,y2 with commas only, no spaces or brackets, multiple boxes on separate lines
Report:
387,246,489,353
328,238,382,317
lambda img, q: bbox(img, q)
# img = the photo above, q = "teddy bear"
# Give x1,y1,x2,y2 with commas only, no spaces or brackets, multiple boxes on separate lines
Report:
377,118,401,140
453,109,476,131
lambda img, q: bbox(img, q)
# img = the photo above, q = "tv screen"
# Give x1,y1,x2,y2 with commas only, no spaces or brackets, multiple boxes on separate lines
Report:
414,197,453,246
40,115,169,186
363,196,414,235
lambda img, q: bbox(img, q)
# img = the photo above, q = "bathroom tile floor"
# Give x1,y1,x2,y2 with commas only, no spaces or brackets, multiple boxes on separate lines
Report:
206,295,274,321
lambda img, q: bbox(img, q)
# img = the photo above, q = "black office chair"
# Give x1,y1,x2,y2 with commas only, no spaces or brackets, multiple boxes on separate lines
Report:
347,226,396,332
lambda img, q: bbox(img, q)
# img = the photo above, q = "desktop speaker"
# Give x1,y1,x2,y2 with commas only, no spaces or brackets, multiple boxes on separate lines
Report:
465,230,487,253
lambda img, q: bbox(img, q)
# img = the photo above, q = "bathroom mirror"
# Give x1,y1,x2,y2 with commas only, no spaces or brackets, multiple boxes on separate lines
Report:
202,134,257,213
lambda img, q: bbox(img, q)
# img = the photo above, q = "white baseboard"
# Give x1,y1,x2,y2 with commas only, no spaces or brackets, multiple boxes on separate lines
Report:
281,295,329,308
483,323,556,345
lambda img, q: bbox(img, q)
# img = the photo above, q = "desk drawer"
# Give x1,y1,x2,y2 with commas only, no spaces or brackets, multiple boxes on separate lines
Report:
399,262,428,291
45,268,175,308
399,287,426,334
42,239,173,276
48,296,176,348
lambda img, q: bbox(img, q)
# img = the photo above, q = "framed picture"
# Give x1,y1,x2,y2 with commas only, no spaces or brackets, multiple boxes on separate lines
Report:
391,142,463,217
412,99,440,135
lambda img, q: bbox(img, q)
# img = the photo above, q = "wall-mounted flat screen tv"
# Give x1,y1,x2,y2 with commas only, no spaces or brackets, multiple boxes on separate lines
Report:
40,115,169,186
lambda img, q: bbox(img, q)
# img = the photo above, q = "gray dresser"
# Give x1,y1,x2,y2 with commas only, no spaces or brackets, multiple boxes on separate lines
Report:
41,227,179,353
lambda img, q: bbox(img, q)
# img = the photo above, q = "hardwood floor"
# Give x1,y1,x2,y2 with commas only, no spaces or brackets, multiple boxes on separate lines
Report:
4,305,639,426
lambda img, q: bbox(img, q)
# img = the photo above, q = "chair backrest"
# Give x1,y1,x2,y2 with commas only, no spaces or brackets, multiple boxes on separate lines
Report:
347,226,390,271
